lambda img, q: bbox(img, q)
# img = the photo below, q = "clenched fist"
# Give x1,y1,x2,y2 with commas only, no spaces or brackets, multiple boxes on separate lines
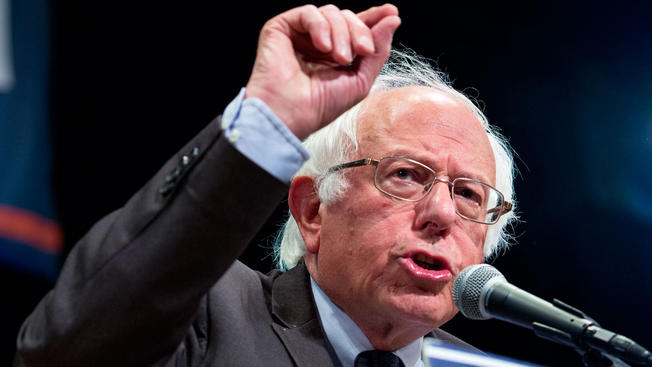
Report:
245,4,401,140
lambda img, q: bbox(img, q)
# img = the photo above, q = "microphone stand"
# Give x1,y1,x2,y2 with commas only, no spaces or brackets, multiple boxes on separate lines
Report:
579,348,631,367
532,299,632,367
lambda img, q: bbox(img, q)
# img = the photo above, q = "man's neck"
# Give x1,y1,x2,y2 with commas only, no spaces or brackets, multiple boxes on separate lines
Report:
310,277,424,367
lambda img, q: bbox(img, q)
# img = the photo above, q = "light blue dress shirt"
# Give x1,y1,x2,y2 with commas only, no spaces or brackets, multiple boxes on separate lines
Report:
310,278,424,367
221,88,309,183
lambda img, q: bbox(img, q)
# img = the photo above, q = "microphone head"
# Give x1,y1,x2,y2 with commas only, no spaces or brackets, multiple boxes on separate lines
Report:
452,264,506,320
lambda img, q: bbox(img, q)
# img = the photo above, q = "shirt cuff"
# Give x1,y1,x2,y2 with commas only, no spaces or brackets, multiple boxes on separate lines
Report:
220,88,310,184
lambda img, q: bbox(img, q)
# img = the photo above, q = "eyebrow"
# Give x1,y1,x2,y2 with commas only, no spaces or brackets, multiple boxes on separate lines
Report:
382,149,493,184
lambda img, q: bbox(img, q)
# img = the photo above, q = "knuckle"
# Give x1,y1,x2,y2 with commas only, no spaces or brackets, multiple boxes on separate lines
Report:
261,18,276,32
300,5,327,27
259,25,277,40
302,4,319,12
340,9,356,17
319,4,340,13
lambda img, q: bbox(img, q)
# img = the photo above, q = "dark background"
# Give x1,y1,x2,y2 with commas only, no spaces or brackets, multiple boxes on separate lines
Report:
6,1,652,366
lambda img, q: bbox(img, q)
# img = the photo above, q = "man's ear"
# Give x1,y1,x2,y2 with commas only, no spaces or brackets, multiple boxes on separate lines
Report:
288,175,322,254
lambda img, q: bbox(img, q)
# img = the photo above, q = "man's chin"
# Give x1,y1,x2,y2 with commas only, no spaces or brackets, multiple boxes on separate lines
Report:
387,293,456,329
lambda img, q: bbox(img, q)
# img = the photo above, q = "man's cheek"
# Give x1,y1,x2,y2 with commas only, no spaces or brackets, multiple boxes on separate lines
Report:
458,224,487,254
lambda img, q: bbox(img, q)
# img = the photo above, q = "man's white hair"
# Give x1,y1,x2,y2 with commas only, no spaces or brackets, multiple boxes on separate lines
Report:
274,49,518,270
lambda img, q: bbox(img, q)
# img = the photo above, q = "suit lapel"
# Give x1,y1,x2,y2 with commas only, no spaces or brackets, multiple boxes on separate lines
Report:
267,263,480,365
270,261,335,366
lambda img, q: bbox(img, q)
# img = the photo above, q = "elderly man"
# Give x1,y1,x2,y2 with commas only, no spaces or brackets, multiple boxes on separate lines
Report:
16,4,516,367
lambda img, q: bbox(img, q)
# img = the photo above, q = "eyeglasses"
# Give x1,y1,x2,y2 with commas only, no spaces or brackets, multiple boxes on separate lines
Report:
326,156,512,225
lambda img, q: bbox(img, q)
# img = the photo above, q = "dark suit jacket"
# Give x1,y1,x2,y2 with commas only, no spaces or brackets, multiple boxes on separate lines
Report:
15,118,476,367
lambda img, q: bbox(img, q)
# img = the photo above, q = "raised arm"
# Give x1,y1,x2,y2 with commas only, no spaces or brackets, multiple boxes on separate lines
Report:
15,4,399,367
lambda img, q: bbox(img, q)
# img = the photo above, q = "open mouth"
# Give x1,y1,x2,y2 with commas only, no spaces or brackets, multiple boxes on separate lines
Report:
412,253,444,271
401,252,452,282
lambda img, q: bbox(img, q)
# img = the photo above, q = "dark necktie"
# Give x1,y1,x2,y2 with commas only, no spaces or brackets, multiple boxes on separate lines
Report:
354,350,405,367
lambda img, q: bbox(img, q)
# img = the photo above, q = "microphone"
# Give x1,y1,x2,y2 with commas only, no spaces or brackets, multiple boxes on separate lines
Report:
452,264,652,366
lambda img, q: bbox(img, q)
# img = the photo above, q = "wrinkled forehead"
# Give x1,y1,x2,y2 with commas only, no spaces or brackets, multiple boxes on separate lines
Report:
356,86,496,180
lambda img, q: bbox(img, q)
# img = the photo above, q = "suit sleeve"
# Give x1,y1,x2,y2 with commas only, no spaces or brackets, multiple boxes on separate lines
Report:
14,117,289,367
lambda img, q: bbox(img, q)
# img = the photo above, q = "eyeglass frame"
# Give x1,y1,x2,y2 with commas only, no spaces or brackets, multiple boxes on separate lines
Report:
325,156,512,225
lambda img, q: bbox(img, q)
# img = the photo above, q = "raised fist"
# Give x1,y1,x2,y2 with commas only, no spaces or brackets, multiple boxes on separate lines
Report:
245,4,401,140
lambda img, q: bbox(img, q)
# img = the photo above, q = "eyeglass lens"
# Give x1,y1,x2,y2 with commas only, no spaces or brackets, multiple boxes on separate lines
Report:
374,157,503,224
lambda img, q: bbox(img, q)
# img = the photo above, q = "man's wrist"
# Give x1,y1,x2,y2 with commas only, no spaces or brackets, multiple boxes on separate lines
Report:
221,88,309,183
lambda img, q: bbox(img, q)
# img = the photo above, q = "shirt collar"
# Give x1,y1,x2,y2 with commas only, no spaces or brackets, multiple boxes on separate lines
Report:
310,277,424,367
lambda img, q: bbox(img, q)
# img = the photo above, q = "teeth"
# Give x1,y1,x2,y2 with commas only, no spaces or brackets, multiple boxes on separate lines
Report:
414,253,435,265
413,254,441,271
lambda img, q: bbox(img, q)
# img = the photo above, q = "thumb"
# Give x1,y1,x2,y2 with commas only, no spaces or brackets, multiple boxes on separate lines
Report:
356,15,401,82
372,15,401,56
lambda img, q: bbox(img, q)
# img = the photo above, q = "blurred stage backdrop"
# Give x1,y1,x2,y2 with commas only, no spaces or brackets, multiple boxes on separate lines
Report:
2,1,651,366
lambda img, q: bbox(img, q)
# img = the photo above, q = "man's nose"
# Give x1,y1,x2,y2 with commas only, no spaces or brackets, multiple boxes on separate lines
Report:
413,181,457,236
